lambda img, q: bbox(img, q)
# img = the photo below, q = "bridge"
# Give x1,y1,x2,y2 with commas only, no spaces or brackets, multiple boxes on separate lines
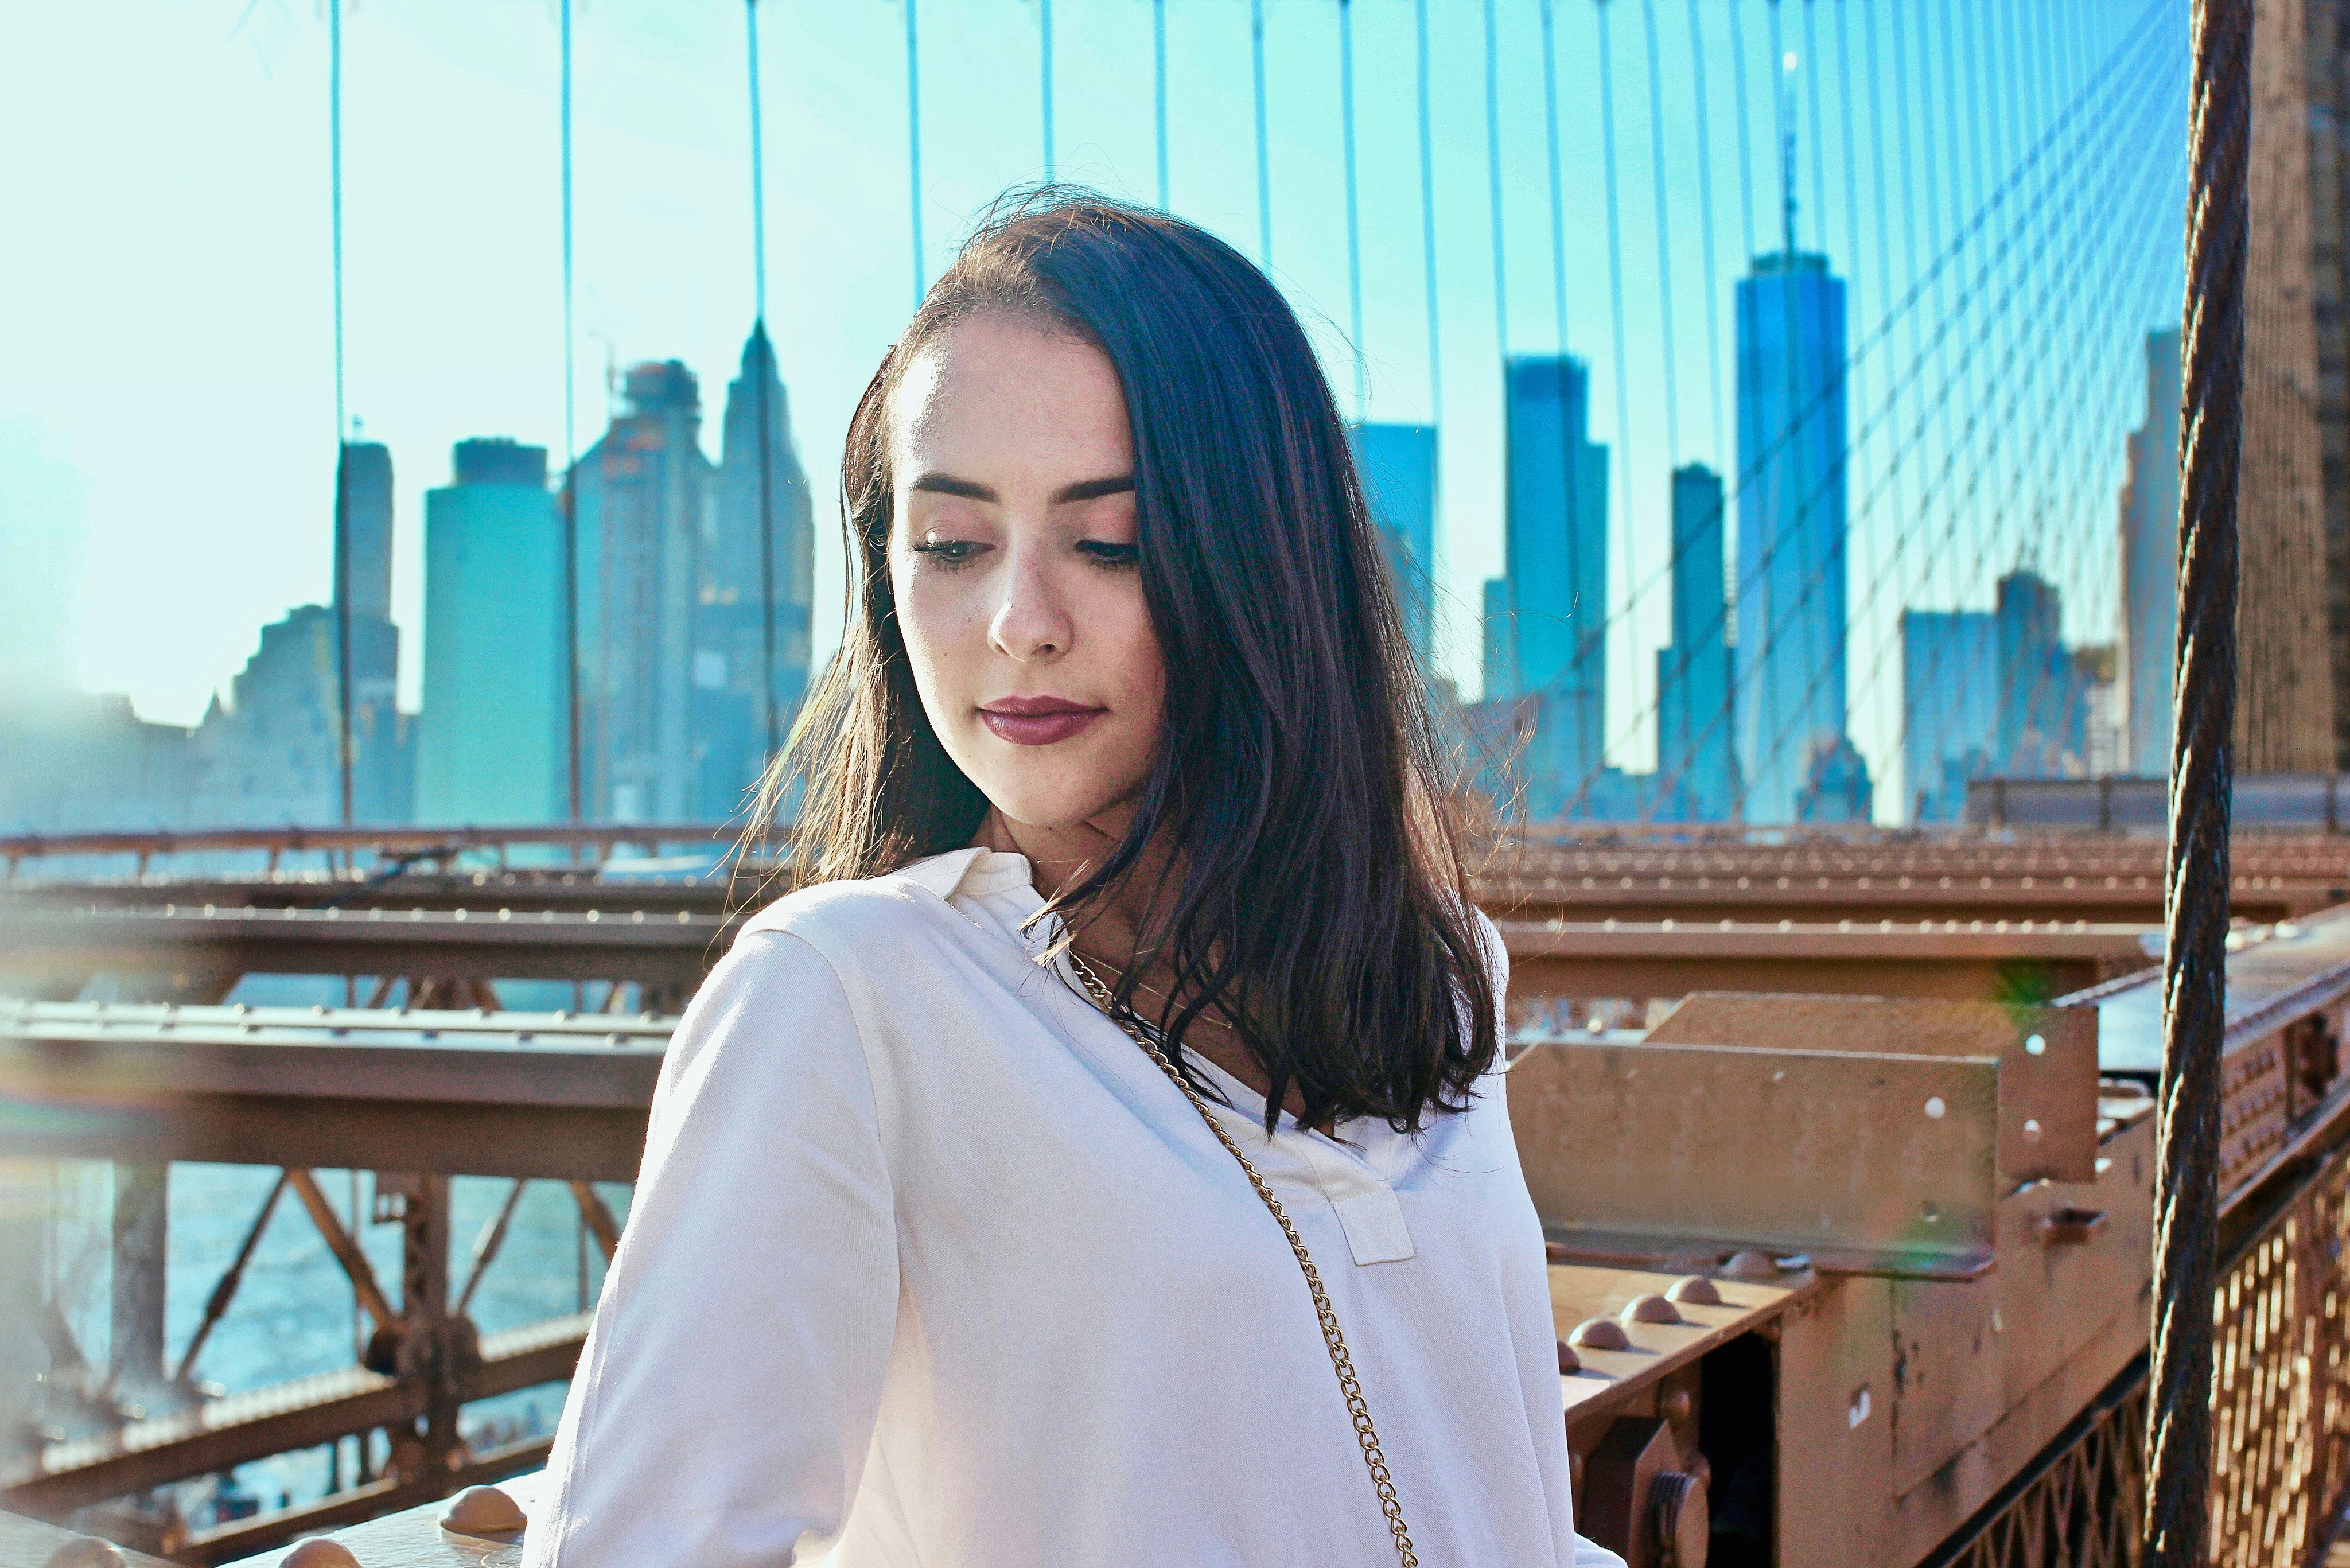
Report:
3,0,2335,1562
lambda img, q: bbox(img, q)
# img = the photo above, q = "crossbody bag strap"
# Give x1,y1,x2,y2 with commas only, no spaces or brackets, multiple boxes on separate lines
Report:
1064,953,1418,1568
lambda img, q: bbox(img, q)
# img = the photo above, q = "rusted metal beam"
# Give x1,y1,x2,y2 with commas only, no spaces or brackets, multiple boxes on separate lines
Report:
0,904,727,994
567,1181,621,1263
284,1171,397,1340
1499,918,2154,1005
1512,1039,2002,1278
0,1003,667,1180
0,1316,588,1522
0,822,735,867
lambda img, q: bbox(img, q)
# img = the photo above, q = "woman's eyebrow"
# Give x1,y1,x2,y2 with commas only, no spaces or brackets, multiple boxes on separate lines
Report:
909,472,998,501
1052,474,1137,503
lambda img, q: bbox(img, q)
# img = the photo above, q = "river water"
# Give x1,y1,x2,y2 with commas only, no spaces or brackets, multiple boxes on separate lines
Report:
43,1160,632,1523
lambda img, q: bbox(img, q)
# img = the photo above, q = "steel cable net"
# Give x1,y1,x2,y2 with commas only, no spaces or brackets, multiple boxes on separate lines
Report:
1466,0,2184,835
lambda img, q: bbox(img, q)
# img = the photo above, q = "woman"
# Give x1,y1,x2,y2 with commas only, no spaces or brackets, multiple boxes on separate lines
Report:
523,192,1621,1568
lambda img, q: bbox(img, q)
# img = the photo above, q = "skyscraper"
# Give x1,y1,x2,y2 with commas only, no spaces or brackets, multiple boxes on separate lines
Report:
330,439,404,819
1901,609,1998,822
337,441,394,624
1480,578,1510,703
1734,250,1850,823
1653,464,1735,819
1346,423,1438,668
1995,569,2085,777
191,605,410,824
2119,328,2181,777
417,440,565,824
570,361,710,823
699,324,818,820
1489,356,1609,799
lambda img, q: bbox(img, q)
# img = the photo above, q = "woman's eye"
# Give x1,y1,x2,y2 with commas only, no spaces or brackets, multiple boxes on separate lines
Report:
1077,539,1141,570
912,538,983,567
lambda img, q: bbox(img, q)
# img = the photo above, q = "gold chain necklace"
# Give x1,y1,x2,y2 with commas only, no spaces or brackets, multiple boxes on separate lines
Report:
1063,950,1419,1568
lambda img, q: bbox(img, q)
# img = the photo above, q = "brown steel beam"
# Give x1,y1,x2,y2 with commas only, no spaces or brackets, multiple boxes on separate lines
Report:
284,1172,396,1339
0,904,727,993
0,1317,588,1522
0,1007,665,1180
1498,920,2154,1005
0,822,734,868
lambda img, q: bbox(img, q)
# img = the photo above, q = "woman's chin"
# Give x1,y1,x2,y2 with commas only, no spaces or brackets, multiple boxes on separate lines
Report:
978,787,1145,843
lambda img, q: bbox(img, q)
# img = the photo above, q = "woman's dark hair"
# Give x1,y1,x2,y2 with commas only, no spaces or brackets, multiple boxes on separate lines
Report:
755,187,1498,1133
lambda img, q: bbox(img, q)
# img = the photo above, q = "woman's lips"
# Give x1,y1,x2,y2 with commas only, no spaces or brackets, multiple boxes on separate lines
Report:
979,701,1106,746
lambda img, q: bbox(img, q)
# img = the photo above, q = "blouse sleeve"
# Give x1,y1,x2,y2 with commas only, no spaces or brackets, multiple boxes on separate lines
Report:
522,928,898,1568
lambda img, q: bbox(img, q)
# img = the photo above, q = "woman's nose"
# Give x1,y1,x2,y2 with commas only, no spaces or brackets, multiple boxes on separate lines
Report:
987,550,1073,662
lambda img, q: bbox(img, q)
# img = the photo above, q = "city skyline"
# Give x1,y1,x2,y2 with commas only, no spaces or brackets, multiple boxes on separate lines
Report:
0,0,2172,828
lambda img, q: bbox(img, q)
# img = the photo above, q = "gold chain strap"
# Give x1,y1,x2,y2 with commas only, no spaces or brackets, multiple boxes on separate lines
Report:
1064,951,1419,1568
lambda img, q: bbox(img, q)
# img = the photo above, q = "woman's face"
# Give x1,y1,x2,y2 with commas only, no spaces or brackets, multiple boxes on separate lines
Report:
888,312,1166,835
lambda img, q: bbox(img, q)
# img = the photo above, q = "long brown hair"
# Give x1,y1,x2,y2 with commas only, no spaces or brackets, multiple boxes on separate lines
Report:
756,189,1498,1132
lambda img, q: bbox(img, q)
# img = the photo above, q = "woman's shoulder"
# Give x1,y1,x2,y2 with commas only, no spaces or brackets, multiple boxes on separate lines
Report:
731,847,1002,971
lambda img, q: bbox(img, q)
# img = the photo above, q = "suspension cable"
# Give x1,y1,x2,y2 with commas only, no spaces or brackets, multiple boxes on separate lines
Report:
905,0,923,309
2146,0,2241,1552
561,0,582,826
1415,0,1442,427
330,0,353,827
1341,0,1365,417
1254,0,1272,266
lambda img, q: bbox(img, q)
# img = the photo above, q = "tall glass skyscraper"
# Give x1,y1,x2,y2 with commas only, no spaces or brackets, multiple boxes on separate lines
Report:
1734,251,1850,823
417,440,565,824
702,322,818,819
1346,423,1438,668
1654,464,1735,819
1901,609,1998,822
569,361,707,823
1488,356,1609,792
332,439,403,817
2119,329,2181,778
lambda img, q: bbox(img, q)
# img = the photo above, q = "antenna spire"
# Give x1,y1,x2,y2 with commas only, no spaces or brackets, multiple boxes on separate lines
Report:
1781,49,1799,255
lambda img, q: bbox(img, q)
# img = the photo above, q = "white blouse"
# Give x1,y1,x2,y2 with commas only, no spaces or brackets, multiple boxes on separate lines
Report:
522,847,1624,1568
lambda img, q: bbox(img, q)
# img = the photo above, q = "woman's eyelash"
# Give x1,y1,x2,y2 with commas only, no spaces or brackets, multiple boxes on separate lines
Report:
1078,540,1141,568
912,538,982,564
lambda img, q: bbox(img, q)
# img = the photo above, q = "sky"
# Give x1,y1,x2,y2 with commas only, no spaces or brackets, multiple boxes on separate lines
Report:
0,0,2182,812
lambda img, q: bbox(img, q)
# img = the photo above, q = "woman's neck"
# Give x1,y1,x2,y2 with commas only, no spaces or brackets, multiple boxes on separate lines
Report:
972,805,1306,1119
973,804,1142,906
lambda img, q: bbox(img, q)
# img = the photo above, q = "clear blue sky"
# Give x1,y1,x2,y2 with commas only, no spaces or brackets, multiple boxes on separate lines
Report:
0,0,2177,809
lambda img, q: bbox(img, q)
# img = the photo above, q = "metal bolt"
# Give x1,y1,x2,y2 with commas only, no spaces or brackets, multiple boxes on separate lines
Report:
1569,1316,1631,1350
1666,1275,1722,1306
1621,1293,1681,1326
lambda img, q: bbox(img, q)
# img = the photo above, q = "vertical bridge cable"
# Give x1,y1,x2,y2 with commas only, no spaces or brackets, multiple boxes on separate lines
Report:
1687,0,1725,462
1728,0,1757,266
1341,0,1365,417
906,0,924,310
2146,0,2243,1558
1415,0,1442,427
1254,0,1273,266
1040,0,1053,180
561,0,584,825
1484,0,1518,695
1532,0,1570,752
329,0,353,828
746,0,780,765
1155,0,1169,208
1643,0,1681,468
1596,0,1633,790
1540,0,1570,357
